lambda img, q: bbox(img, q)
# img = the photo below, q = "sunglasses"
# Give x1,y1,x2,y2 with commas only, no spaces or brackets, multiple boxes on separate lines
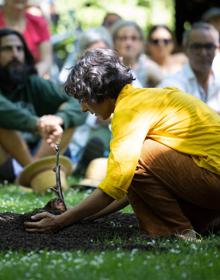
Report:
150,39,172,45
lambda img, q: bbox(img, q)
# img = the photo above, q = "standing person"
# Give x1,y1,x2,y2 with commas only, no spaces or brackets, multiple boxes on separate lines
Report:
0,0,52,77
25,48,220,241
159,22,220,114
0,28,85,182
111,20,163,87
146,24,188,77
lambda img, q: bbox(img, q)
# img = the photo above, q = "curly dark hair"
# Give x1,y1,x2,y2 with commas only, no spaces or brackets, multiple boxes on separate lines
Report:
64,48,134,103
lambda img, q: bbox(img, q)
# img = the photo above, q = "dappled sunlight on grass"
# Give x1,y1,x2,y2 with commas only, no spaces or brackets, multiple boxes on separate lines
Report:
0,243,220,280
0,183,220,280
0,183,91,213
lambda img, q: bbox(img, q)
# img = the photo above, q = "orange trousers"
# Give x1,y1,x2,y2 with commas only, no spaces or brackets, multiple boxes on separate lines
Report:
127,139,220,237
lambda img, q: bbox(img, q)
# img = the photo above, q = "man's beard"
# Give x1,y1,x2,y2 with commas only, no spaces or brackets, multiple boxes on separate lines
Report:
0,59,36,91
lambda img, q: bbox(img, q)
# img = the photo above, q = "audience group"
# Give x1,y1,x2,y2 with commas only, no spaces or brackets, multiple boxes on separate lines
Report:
0,0,220,189
0,0,52,77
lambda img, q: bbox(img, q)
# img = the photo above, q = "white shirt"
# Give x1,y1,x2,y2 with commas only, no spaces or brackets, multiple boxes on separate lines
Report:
212,52,220,76
131,70,142,88
158,63,220,113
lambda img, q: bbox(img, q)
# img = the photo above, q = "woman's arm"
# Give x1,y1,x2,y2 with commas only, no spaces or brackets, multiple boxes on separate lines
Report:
85,196,129,221
24,188,114,232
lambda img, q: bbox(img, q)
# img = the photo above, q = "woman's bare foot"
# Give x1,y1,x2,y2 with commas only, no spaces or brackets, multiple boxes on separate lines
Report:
175,229,202,242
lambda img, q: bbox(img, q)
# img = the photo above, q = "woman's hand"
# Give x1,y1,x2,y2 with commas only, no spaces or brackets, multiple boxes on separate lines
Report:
24,212,62,233
24,189,114,233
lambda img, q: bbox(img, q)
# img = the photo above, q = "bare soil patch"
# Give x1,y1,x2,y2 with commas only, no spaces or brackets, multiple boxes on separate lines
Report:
0,209,153,251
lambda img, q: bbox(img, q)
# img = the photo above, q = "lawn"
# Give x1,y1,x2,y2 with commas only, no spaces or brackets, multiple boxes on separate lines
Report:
0,184,220,280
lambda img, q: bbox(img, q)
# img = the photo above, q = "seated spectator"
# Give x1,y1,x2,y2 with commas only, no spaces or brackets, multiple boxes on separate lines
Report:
59,27,113,84
202,7,220,34
78,26,113,55
111,20,163,87
159,22,220,114
0,0,53,77
102,12,122,32
65,27,113,176
0,28,86,182
146,24,188,77
202,8,220,77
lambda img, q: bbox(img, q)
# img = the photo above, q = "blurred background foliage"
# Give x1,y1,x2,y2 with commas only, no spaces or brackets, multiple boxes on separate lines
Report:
54,0,174,33
51,0,174,64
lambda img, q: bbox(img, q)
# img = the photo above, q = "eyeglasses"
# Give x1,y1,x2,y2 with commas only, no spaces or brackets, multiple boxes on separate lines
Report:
116,35,142,42
188,43,217,52
149,39,172,46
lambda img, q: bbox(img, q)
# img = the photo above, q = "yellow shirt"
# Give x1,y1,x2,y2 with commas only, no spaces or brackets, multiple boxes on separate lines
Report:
98,84,220,200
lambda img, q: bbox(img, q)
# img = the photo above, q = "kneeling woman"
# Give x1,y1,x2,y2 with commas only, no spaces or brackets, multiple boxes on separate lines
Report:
25,49,220,241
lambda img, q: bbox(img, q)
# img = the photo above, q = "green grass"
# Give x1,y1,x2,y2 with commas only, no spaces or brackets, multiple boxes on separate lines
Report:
0,184,220,280
0,184,90,213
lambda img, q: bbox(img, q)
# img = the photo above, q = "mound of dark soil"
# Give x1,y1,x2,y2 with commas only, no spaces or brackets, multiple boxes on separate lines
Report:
0,211,153,251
